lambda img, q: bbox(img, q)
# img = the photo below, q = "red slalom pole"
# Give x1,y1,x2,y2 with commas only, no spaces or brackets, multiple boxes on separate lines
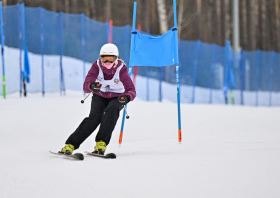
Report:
108,20,113,43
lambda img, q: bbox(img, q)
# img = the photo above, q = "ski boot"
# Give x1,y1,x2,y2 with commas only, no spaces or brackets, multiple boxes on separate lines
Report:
59,144,74,155
92,141,107,155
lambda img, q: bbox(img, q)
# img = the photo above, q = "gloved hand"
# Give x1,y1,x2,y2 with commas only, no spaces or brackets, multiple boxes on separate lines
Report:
90,82,102,93
118,95,130,105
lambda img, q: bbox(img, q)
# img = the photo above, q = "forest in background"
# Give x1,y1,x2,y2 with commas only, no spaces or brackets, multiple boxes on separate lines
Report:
2,0,280,52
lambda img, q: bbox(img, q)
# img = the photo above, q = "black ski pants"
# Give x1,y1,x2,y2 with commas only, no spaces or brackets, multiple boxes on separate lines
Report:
65,94,123,149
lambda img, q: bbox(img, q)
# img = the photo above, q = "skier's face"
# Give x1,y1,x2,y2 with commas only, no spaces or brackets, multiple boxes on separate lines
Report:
101,55,116,63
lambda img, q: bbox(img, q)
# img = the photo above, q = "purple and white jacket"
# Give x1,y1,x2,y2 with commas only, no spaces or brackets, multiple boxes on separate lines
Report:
83,58,136,101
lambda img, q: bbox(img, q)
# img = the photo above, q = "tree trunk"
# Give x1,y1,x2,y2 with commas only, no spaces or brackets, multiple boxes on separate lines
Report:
89,0,96,20
84,0,90,17
144,0,151,32
260,0,267,50
247,0,256,50
196,0,202,40
274,0,280,51
240,0,248,49
150,0,157,34
137,0,142,28
51,0,56,12
125,0,131,26
205,0,214,42
221,0,230,45
156,0,168,34
65,0,70,13
71,0,78,14
2,0,7,6
178,0,184,39
214,0,222,45
106,0,111,21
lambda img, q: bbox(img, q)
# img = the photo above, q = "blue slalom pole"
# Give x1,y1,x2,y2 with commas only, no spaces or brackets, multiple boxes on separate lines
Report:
224,40,231,105
146,66,149,101
0,2,6,99
81,13,86,95
255,50,260,106
269,51,274,106
191,40,201,103
18,3,23,97
209,44,216,104
239,48,244,105
159,67,162,102
119,2,137,147
21,3,28,97
40,7,45,97
173,0,182,143
59,12,65,95
146,30,150,101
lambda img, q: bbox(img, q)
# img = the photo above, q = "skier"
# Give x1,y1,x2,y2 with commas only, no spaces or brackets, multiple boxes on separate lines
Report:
59,43,136,155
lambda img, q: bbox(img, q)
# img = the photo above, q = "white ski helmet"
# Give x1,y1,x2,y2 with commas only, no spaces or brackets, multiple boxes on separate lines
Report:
100,43,119,57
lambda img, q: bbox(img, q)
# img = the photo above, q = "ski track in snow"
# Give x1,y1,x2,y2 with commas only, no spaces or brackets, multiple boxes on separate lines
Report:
0,91,280,198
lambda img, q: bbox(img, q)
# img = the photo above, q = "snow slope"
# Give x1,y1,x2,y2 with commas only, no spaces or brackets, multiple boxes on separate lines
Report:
0,92,280,198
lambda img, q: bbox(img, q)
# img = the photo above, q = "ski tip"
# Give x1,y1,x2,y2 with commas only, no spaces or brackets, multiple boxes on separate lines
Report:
118,144,121,148
106,153,116,159
73,153,84,160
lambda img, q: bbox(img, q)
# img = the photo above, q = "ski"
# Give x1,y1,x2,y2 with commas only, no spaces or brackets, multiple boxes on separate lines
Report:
49,151,84,161
85,151,116,159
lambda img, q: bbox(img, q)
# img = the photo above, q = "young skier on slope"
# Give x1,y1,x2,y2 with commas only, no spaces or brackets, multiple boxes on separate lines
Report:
59,43,136,155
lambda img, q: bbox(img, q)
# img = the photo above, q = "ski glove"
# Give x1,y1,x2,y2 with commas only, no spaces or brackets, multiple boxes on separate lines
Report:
90,82,102,93
118,95,130,105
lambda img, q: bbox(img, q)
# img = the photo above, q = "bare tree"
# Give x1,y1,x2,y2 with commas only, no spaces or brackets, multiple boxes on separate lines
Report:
177,0,184,38
137,0,142,28
260,0,267,50
65,0,70,13
144,0,151,32
196,0,202,40
240,0,248,49
71,0,78,14
221,0,231,45
89,0,96,20
214,0,222,45
150,0,157,34
51,0,56,12
274,0,280,51
205,0,214,42
2,0,7,6
84,0,90,17
156,0,168,34
106,0,111,21
247,0,256,50
125,0,131,26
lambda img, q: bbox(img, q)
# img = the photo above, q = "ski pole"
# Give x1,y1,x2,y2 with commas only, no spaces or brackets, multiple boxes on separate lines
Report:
123,105,129,119
81,93,91,104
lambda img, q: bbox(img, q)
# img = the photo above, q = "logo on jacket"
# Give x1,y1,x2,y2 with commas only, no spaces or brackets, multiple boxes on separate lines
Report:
114,78,120,84
105,85,110,92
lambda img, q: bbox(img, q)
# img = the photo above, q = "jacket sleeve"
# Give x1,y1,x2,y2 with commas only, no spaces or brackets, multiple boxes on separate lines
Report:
120,65,136,101
83,62,99,93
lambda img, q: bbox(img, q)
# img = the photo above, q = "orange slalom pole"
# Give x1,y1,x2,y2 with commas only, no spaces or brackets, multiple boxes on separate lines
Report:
119,131,123,145
178,129,182,143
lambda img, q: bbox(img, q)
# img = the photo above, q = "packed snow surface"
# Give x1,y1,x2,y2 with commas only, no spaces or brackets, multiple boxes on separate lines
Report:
0,92,279,198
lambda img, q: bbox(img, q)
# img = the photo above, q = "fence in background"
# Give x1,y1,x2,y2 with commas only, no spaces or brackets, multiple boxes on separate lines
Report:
0,4,279,106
